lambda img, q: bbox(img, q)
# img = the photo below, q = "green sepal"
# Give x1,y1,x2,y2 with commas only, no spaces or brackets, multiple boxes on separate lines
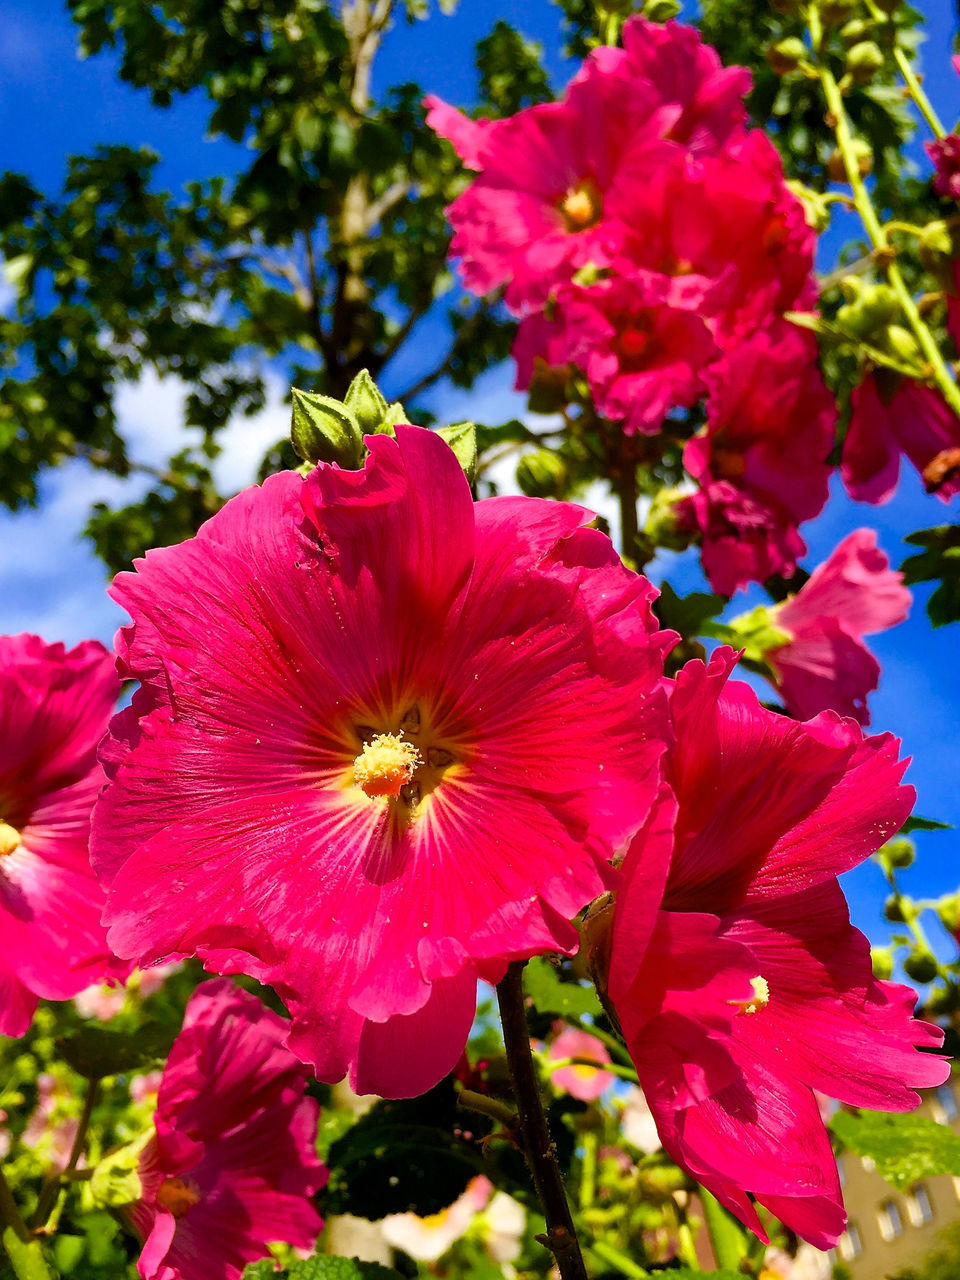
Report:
436,421,478,483
89,1130,154,1209
343,369,389,436
703,604,791,666
290,388,364,469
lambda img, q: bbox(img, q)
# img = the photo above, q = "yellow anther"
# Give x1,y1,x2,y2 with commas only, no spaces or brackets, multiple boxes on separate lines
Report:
560,180,602,231
0,823,21,857
730,975,770,1017
353,734,421,800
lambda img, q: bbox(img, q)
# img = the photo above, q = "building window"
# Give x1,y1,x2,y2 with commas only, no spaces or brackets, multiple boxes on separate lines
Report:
953,1176,960,1203
932,1083,958,1124
861,1155,876,1173
878,1200,903,1242
839,1222,863,1260
907,1184,933,1226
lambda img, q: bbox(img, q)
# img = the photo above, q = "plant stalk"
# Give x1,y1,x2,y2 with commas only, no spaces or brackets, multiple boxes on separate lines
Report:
496,962,589,1280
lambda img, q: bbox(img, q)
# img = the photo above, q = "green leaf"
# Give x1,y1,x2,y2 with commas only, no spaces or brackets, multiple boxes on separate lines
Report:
58,1021,176,1079
435,421,478,483
830,1109,960,1190
524,957,602,1020
902,526,960,627
702,604,790,666
902,815,953,834
652,583,725,639
89,1132,153,1208
290,388,364,469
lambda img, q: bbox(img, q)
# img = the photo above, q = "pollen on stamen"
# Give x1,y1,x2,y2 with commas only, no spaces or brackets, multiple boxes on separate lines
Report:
353,733,421,800
730,975,770,1017
0,822,21,857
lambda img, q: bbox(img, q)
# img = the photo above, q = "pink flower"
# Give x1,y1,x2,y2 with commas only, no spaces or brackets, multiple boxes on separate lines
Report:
92,426,674,1098
842,373,960,504
0,634,125,1036
127,980,325,1280
681,323,835,593
768,530,912,724
514,274,717,434
606,651,947,1249
547,1024,614,1101
926,134,960,203
432,18,749,312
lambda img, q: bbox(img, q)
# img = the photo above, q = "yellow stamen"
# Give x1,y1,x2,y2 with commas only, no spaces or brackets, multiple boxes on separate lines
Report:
0,823,21,857
730,975,770,1017
156,1176,201,1219
353,733,421,799
560,180,602,231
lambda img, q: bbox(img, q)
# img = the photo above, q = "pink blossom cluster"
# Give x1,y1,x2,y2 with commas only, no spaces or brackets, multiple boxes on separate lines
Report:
0,427,946,1263
428,17,836,593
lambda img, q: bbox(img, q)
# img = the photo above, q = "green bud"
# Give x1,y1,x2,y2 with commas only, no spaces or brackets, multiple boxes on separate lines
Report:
516,449,568,499
718,603,792,666
290,387,364,469
767,37,807,75
937,892,960,935
840,17,875,45
871,946,894,981
827,138,873,183
90,1130,154,1208
435,421,478,484
883,324,922,364
903,949,939,985
846,40,885,83
643,0,681,20
884,837,916,870
786,180,832,232
919,219,954,273
343,369,390,435
884,893,912,924
836,282,900,337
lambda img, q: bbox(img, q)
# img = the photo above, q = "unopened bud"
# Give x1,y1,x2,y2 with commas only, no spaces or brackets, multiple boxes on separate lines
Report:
884,837,916,870
937,892,960,936
435,421,477,484
767,37,806,75
836,282,900,337
827,138,874,183
643,0,681,20
527,358,572,415
840,17,875,45
517,449,567,499
903,949,939,984
883,323,922,364
290,387,364,469
871,947,894,980
846,40,885,84
343,368,390,436
918,219,954,274
884,893,911,923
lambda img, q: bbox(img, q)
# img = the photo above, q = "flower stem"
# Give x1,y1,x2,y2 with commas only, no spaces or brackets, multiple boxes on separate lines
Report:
617,448,640,564
31,1079,100,1230
815,44,960,420
496,962,589,1280
0,1165,53,1280
589,1238,649,1278
860,0,946,136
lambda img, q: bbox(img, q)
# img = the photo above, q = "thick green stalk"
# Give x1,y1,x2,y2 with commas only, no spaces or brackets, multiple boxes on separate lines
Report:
589,1238,649,1278
816,51,960,420
0,1167,53,1280
700,1188,748,1272
860,0,947,136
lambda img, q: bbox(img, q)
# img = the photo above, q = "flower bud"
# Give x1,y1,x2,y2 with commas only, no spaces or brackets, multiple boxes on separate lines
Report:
827,138,873,182
343,368,390,436
290,387,364,469
435,421,478,484
644,0,682,19
903,949,939,985
767,37,806,75
884,837,916,870
937,892,960,936
871,946,894,980
883,324,922,364
836,281,900,337
517,449,568,499
918,219,954,274
643,487,693,553
846,40,885,84
884,893,911,923
840,17,876,45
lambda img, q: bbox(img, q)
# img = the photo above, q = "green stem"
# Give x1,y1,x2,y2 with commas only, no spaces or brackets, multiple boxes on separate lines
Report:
497,963,589,1280
589,1239,649,1279
549,1056,640,1084
579,1131,598,1211
700,1188,748,1271
31,1079,100,1229
817,49,960,420
676,1221,699,1270
0,1166,53,1280
860,0,946,136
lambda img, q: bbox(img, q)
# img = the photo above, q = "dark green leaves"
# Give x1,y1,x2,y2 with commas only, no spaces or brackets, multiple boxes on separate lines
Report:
242,1256,404,1280
831,1109,960,1190
58,1021,176,1079
902,526,960,626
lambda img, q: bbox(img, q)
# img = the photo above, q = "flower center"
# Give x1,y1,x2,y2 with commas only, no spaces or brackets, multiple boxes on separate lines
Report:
0,823,21,857
560,179,602,232
353,733,421,799
730,975,770,1017
156,1176,201,1219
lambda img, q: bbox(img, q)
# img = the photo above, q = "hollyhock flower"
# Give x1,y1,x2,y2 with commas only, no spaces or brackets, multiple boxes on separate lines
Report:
381,1175,492,1263
92,426,674,1098
0,634,125,1036
761,1244,831,1280
606,650,948,1249
514,275,717,434
74,982,127,1022
842,372,960,504
680,324,835,593
431,18,749,311
926,133,960,203
547,1024,614,1101
609,132,816,342
766,529,911,724
127,980,325,1280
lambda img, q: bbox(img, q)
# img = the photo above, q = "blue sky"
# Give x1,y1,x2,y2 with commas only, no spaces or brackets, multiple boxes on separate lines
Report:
1,0,958,945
